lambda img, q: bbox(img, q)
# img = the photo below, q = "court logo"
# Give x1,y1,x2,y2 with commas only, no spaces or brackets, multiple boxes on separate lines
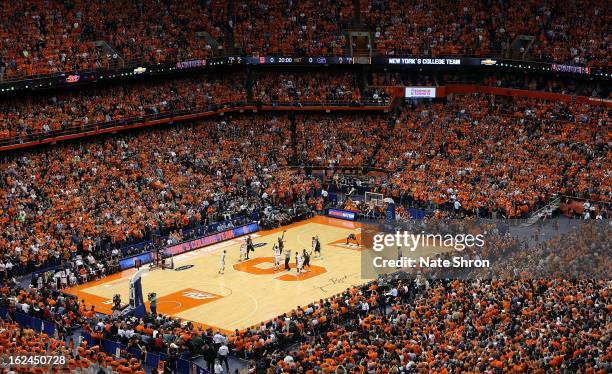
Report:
182,291,217,300
253,242,267,248
175,265,194,271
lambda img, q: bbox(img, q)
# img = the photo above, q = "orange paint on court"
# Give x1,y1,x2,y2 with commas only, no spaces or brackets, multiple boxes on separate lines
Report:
146,288,224,315
64,268,137,314
328,233,364,250
63,215,362,332
233,257,327,280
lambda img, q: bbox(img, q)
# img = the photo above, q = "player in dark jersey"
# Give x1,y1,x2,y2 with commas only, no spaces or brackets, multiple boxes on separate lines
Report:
245,235,254,259
302,248,311,271
312,236,321,257
346,233,359,246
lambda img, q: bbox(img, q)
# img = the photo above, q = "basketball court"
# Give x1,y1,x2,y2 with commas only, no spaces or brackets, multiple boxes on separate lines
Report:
65,216,369,333
65,215,451,333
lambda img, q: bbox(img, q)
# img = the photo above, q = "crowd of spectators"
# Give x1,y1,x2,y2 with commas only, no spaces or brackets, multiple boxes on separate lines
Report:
365,0,501,57
0,0,609,79
295,113,392,166
0,70,394,142
480,221,611,279
251,71,360,103
363,0,610,66
0,274,236,373
241,277,610,372
1,94,609,276
232,0,353,55
0,114,326,277
1,215,608,373
0,282,152,373
227,219,610,372
528,0,609,66
379,94,610,218
0,72,246,140
0,0,229,79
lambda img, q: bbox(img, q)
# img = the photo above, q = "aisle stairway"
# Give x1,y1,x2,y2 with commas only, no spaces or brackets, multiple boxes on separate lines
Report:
521,195,561,227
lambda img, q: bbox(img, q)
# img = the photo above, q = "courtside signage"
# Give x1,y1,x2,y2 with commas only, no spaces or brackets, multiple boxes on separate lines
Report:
328,209,356,221
166,222,259,256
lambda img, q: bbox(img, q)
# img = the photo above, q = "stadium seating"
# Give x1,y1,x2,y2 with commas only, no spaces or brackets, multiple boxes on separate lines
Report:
241,277,610,372
378,94,610,217
0,73,246,140
0,95,608,275
0,70,387,142
0,2,608,373
4,220,609,372
295,113,392,166
251,71,361,103
0,0,229,80
0,115,317,274
232,0,353,55
364,0,609,66
0,0,608,79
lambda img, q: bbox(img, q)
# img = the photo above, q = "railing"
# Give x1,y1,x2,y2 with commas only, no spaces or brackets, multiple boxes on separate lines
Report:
0,307,56,336
81,331,208,374
372,49,509,59
1,49,609,87
0,101,246,147
559,195,612,207
0,307,209,373
0,48,229,84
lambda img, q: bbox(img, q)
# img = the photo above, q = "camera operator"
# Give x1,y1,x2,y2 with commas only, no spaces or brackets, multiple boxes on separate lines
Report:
148,292,157,315
112,294,121,310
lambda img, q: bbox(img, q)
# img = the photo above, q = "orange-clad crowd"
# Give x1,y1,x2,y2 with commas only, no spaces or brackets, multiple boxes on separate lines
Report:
0,70,386,142
0,0,608,79
0,1,608,373
2,220,609,373
1,95,609,276
364,0,609,66
379,94,610,217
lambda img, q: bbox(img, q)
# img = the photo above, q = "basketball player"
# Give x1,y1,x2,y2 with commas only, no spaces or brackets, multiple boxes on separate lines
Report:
312,235,321,258
296,251,303,274
302,249,311,272
245,236,254,259
219,250,226,274
273,244,282,270
346,233,359,246
239,243,248,261
278,230,287,252
284,248,291,271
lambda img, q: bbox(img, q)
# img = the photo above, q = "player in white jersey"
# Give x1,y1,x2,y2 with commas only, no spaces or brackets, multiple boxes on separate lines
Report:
219,250,226,274
239,243,248,261
296,252,304,274
273,244,282,270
